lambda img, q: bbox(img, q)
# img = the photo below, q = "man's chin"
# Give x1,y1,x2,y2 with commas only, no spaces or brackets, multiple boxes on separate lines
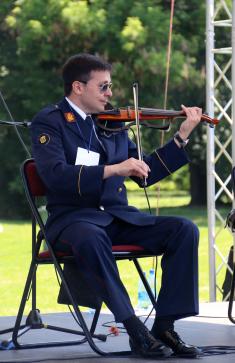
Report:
97,104,106,113
90,102,107,114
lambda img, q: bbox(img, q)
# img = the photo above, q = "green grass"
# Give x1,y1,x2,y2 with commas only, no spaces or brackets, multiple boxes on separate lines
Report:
0,181,232,316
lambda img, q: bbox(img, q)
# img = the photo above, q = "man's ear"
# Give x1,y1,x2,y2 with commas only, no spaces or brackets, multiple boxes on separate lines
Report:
72,81,83,95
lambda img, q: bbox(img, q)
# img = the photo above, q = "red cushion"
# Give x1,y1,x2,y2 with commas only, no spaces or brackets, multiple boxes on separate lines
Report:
38,245,144,259
112,245,144,252
38,250,70,259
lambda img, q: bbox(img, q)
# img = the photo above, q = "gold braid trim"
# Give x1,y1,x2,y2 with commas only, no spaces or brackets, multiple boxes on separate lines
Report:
154,151,172,175
78,165,84,196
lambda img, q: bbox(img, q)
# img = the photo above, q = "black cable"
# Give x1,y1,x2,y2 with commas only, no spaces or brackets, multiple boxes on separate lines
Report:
143,262,158,325
199,346,235,356
102,319,126,331
195,314,233,318
0,90,31,157
143,184,152,214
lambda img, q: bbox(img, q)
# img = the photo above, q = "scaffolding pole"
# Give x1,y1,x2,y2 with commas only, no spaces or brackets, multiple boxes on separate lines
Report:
206,0,234,301
206,0,216,301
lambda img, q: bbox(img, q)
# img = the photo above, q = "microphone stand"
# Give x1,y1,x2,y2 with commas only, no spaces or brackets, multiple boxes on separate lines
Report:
0,119,31,127
0,118,32,349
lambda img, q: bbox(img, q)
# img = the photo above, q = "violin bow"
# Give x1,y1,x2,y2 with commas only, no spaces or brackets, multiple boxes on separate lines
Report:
133,82,147,186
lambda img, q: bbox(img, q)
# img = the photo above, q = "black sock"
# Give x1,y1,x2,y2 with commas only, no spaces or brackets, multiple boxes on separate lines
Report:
151,317,174,336
122,315,147,339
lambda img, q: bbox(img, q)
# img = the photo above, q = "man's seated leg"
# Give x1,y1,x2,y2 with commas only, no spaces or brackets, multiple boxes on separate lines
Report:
55,221,172,358
106,216,201,358
147,217,200,358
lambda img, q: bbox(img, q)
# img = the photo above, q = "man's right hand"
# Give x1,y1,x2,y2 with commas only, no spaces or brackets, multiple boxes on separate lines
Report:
103,158,150,179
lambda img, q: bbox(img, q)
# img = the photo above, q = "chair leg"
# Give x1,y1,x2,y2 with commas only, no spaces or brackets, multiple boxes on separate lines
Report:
9,257,38,346
9,254,131,356
0,259,39,346
90,306,102,335
133,258,157,309
11,258,104,349
47,257,110,354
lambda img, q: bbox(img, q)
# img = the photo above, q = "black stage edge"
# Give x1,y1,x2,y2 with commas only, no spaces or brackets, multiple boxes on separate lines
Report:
0,302,235,363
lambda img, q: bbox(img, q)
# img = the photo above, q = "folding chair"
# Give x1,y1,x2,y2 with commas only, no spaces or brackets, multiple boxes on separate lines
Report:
4,158,157,355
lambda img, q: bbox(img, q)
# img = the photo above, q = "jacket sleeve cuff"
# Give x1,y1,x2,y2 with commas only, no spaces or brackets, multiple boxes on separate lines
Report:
78,165,105,197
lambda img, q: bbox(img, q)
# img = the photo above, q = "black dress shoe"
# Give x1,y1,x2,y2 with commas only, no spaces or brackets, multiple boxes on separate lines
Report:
152,329,201,358
129,326,172,358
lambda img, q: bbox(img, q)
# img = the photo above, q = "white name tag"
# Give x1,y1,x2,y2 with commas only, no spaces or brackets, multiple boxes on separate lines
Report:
75,147,100,166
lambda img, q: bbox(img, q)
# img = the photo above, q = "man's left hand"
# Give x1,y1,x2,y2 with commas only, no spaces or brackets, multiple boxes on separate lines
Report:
178,104,202,140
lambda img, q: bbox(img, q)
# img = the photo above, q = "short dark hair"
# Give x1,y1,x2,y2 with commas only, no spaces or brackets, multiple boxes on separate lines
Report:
62,53,112,95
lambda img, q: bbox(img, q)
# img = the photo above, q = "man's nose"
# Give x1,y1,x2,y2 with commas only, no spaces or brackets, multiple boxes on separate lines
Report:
105,88,112,97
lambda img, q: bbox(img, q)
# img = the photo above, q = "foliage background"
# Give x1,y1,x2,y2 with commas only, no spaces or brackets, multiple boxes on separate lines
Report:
0,0,217,218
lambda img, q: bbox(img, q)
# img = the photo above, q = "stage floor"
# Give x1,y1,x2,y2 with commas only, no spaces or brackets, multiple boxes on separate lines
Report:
0,302,235,363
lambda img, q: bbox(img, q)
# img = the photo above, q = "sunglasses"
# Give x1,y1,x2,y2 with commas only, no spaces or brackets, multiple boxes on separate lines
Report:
78,80,112,93
98,82,112,93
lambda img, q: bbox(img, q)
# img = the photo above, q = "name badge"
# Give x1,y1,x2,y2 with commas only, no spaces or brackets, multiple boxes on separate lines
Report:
75,147,100,166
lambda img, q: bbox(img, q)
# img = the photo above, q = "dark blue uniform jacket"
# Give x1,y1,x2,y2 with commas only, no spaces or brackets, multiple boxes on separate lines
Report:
31,98,189,242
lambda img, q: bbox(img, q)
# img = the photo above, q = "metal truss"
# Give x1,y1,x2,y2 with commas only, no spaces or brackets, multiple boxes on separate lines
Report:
206,0,234,301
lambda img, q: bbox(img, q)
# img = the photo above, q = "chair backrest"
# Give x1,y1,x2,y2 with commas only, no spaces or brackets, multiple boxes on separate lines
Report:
22,159,46,197
21,158,47,236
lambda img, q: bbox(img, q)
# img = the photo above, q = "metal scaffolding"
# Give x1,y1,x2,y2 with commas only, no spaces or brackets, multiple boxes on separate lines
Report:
206,0,235,301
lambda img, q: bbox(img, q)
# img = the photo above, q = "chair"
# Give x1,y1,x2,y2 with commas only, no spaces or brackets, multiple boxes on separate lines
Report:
3,158,157,355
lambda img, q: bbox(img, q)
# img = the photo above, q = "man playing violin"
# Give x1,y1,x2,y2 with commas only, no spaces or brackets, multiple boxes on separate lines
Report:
31,53,202,359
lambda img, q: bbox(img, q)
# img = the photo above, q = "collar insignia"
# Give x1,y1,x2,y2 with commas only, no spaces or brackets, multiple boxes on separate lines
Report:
64,112,76,122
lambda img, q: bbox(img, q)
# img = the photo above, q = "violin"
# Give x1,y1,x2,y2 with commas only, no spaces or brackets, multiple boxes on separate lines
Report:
96,106,219,127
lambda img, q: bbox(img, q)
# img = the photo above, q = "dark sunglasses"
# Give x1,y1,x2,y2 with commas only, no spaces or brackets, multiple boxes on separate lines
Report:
78,80,112,93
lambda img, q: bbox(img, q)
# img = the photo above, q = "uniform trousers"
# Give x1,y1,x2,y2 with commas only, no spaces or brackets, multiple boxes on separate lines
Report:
54,216,199,323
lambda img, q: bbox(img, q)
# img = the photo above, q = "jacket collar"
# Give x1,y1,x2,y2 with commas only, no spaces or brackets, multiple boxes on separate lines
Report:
56,98,99,149
57,98,80,123
65,97,87,120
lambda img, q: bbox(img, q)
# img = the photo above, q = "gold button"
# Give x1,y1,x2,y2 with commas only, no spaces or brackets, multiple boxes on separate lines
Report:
118,187,123,193
99,205,104,211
